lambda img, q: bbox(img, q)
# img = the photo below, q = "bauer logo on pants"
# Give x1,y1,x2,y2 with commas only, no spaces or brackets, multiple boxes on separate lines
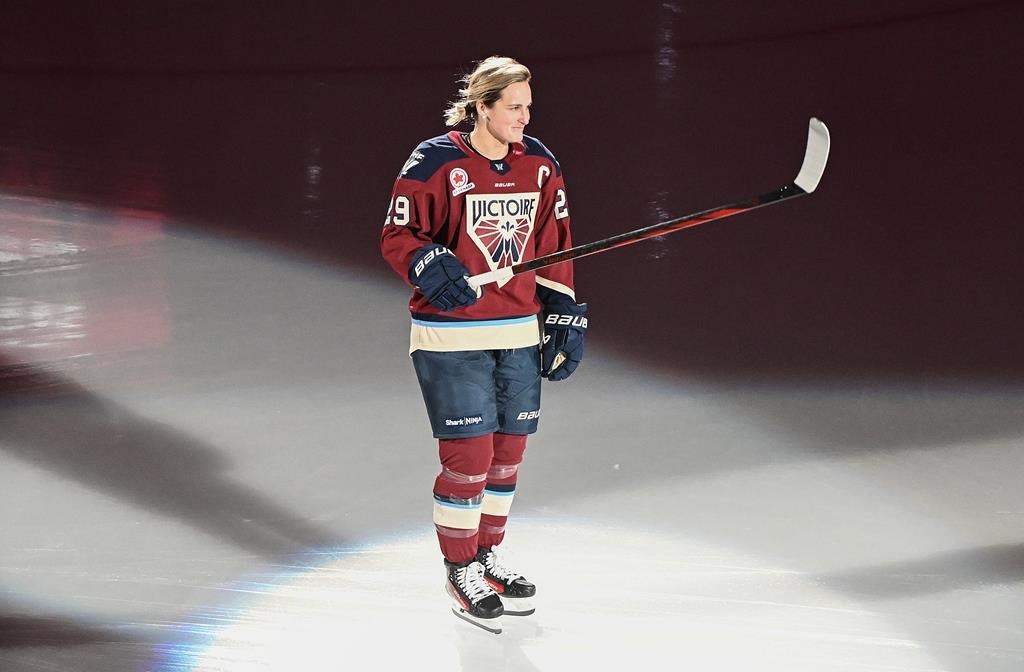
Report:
465,192,539,287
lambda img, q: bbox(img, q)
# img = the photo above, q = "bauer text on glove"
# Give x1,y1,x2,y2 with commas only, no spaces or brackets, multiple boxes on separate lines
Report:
541,303,587,381
408,244,480,311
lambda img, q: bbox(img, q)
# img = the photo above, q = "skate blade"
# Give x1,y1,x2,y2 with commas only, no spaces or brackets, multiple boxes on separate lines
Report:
451,607,502,634
498,596,535,616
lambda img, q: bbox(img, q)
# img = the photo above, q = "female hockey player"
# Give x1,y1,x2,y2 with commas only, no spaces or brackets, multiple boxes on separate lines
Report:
380,55,588,633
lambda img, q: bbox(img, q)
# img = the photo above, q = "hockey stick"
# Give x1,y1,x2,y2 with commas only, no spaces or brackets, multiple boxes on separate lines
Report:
468,117,830,289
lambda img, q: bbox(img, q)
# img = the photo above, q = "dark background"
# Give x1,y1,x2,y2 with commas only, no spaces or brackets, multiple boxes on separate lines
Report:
2,0,1022,383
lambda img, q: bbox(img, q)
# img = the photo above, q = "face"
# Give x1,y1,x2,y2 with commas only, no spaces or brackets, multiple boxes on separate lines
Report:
480,81,532,145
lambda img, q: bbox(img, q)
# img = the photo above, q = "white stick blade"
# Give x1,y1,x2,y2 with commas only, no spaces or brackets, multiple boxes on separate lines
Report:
793,117,830,193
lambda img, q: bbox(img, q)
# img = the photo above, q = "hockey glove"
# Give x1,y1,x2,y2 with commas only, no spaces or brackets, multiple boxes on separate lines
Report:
540,302,587,381
408,244,480,311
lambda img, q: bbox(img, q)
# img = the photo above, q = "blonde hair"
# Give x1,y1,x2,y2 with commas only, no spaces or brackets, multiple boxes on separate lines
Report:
444,56,531,127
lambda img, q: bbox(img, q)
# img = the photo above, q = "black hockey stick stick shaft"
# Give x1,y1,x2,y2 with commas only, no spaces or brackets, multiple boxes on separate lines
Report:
467,118,829,288
518,183,805,274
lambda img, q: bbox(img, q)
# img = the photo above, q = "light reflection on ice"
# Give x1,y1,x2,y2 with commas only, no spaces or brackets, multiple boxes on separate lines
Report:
161,523,942,672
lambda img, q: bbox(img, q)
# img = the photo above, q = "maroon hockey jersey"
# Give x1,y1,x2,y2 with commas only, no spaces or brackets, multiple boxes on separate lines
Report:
381,131,576,353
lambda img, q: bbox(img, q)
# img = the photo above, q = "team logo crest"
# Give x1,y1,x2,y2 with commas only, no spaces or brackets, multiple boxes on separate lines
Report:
449,168,475,196
465,192,540,287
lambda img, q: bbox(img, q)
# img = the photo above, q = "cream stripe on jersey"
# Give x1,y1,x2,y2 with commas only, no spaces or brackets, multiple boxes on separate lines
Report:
536,276,576,302
410,315,541,354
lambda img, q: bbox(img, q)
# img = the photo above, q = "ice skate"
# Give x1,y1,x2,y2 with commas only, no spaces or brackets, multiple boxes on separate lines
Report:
475,546,536,616
445,560,504,634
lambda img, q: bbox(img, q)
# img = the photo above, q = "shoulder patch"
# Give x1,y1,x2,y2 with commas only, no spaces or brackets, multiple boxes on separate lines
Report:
399,135,468,182
522,135,561,177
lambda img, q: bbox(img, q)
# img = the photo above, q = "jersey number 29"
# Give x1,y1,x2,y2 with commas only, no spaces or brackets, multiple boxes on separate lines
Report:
385,195,411,226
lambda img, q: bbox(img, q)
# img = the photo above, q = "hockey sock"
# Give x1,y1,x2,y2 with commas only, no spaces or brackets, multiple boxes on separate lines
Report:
433,434,493,563
478,433,526,548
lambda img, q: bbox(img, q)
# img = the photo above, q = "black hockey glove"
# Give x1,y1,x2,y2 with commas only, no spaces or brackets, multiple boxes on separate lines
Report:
540,302,587,381
408,244,480,311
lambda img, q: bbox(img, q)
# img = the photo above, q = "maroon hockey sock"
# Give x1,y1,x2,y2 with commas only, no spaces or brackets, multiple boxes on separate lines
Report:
434,434,494,563
478,433,526,548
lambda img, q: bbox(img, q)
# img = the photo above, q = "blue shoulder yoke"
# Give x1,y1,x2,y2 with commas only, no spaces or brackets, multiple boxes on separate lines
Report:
522,135,562,177
400,135,468,182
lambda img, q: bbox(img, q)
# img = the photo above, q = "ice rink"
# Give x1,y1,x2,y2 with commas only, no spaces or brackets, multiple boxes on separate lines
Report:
2,3,1023,671
2,195,1022,671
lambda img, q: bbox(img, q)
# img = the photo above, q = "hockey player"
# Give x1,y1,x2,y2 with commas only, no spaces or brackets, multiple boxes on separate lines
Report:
381,56,587,633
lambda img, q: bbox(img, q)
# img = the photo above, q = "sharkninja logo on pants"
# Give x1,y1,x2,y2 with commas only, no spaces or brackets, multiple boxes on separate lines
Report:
444,415,484,427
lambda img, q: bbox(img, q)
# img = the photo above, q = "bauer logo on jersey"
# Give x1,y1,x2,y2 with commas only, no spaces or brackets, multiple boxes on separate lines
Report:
449,168,476,196
465,192,540,287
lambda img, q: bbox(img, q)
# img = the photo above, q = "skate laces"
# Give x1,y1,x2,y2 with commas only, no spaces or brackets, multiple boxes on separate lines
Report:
481,550,520,582
456,562,494,604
